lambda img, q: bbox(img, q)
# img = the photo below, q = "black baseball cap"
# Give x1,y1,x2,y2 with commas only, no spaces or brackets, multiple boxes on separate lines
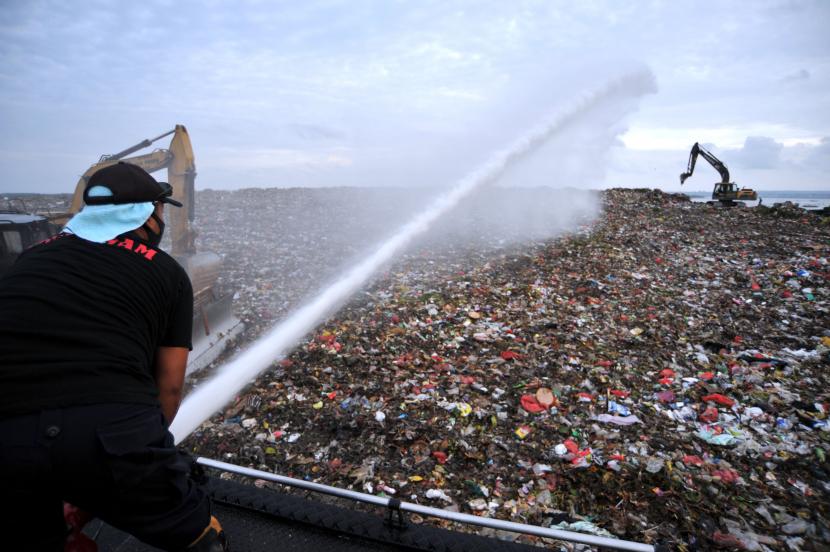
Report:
83,162,183,207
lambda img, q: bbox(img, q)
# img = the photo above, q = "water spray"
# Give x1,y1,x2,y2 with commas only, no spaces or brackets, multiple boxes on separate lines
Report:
170,70,656,443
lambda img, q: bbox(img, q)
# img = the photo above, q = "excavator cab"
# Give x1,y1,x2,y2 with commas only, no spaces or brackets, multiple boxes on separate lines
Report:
0,209,59,273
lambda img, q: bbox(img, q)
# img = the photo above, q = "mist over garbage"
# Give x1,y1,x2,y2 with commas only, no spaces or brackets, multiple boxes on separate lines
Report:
177,183,829,550
172,70,656,442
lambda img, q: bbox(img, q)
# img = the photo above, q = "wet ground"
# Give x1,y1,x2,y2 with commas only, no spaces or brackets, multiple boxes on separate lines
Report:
20,188,830,550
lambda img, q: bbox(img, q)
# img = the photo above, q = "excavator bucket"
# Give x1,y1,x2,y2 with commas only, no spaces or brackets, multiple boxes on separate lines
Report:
188,292,244,374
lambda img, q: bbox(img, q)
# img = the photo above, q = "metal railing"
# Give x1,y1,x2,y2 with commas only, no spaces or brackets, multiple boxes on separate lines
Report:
197,457,655,552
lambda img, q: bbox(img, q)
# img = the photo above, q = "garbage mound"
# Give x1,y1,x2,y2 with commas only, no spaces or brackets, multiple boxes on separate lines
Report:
138,188,830,549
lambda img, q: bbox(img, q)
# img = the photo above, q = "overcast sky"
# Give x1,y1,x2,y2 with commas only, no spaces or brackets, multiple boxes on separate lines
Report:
1,0,828,194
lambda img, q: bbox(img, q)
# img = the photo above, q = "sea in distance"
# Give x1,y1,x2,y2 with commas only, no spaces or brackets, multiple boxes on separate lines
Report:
5,188,829,211
685,189,830,210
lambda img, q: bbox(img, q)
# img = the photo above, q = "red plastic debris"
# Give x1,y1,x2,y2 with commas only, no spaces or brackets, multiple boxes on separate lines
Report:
712,531,744,548
609,389,630,398
318,332,336,343
431,451,448,464
656,390,675,403
712,469,740,484
520,394,546,413
682,455,705,467
569,450,592,465
500,350,524,361
699,406,719,423
701,394,735,408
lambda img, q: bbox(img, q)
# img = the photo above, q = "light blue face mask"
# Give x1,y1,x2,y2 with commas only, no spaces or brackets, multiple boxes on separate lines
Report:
64,186,154,243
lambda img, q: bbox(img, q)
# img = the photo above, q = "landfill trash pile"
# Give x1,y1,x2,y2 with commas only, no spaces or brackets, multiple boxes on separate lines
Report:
757,201,830,223
20,188,830,550
191,186,599,343
2,193,71,216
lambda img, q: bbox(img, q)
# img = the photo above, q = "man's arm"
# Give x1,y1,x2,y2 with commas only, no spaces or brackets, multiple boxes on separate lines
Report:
154,346,189,424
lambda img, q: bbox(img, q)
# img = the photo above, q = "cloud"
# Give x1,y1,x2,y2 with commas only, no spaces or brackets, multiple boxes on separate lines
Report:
2,1,829,193
781,68,810,82
722,136,830,173
286,123,345,141
731,136,784,169
206,147,353,171
802,136,830,170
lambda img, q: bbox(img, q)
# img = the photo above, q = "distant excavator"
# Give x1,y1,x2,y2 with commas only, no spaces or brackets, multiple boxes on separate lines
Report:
680,142,758,205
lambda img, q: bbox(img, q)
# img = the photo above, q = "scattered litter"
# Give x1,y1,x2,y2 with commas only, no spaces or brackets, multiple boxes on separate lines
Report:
47,187,822,550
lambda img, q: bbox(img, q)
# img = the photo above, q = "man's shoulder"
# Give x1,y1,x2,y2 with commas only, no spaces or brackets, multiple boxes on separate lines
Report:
36,233,189,281
104,235,169,263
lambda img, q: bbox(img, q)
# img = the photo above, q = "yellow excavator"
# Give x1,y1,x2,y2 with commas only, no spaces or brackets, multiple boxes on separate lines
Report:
679,142,759,205
62,125,243,373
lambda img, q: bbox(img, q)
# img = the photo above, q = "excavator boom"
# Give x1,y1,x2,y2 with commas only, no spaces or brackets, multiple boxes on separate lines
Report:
679,142,730,184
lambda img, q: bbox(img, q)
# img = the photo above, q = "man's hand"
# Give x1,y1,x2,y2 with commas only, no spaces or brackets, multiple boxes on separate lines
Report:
154,346,189,424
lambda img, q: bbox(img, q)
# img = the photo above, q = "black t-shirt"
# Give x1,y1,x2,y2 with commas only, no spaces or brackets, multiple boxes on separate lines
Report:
0,233,193,417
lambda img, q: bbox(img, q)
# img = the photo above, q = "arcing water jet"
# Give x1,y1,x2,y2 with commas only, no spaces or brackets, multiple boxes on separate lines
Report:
170,69,656,443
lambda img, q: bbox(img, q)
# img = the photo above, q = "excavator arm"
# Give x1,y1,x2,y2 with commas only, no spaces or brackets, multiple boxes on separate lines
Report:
679,142,730,185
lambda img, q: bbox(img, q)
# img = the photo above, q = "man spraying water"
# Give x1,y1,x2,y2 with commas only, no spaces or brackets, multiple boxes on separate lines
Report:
0,163,227,552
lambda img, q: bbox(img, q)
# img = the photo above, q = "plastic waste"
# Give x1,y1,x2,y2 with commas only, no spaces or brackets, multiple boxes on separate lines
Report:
595,414,641,425
607,400,631,416
696,429,739,446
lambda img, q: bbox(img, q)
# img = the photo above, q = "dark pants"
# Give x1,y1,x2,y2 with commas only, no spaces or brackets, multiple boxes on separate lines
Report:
0,403,210,551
